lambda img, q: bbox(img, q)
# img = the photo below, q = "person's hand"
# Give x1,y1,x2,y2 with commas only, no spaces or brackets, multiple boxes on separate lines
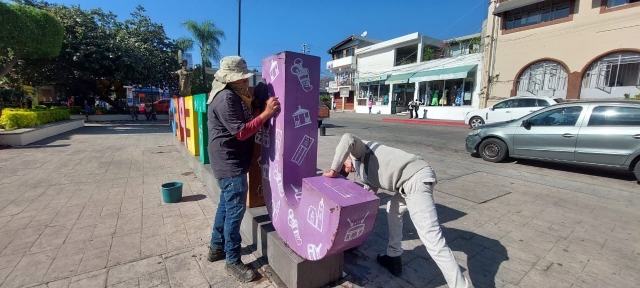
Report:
265,97,280,117
322,169,339,178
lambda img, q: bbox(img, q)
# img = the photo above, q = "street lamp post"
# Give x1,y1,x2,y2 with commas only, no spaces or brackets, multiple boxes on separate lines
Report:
237,0,241,56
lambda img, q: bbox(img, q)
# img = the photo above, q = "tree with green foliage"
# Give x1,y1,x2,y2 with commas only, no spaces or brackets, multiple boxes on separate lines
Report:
0,2,64,79
175,37,194,62
12,3,179,111
182,20,225,92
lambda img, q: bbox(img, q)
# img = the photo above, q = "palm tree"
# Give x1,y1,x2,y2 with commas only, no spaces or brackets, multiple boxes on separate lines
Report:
181,20,225,89
175,36,194,62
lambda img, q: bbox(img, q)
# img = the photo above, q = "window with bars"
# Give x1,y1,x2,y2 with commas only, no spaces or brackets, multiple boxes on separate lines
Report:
607,0,640,8
504,0,571,30
582,52,640,93
517,61,569,95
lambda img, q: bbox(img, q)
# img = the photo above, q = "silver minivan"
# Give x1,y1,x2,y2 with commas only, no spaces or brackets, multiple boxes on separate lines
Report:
465,100,640,181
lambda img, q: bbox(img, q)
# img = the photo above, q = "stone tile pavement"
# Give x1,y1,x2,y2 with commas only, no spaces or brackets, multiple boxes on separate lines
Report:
0,123,274,288
316,130,640,288
1,121,639,288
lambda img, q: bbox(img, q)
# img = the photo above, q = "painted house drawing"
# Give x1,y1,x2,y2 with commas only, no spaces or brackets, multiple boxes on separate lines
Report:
292,106,311,128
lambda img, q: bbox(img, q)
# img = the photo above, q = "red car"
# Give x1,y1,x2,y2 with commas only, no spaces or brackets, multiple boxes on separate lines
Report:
140,99,171,114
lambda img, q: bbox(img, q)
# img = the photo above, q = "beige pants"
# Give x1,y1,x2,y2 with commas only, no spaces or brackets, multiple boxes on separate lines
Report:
386,167,469,288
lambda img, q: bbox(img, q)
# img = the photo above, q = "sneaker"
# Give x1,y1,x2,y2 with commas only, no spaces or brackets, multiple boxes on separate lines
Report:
377,254,402,277
207,247,225,262
225,261,256,283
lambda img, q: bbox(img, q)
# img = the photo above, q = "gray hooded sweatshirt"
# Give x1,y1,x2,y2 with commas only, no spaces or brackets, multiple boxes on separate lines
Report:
330,133,432,193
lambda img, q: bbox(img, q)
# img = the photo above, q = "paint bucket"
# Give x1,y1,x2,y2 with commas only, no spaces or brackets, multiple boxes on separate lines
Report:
161,182,183,203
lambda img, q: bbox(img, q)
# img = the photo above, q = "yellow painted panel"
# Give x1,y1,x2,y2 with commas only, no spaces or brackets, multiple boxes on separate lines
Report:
184,96,199,156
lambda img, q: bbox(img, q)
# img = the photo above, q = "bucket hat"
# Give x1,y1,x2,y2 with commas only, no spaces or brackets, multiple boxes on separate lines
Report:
207,56,255,104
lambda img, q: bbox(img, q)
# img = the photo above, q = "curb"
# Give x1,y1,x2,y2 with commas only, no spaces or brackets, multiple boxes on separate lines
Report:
381,118,468,128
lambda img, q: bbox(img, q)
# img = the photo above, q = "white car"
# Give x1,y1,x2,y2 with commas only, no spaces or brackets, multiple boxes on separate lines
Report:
464,96,564,128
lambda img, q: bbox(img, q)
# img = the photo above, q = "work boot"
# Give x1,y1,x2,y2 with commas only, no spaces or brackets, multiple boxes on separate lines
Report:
377,254,402,277
225,261,256,283
207,247,225,262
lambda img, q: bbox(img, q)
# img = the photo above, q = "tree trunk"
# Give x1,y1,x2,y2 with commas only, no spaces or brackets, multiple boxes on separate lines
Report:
0,56,20,79
202,65,206,92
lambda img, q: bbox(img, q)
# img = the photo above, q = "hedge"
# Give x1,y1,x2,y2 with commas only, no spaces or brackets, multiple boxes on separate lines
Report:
0,108,70,130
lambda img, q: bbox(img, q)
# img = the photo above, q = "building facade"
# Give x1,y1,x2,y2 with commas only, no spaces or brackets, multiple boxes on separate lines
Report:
353,32,485,120
483,0,640,107
326,35,380,110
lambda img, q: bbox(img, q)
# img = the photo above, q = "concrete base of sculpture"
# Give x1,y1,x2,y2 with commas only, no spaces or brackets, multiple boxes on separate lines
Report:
175,139,344,288
268,232,343,288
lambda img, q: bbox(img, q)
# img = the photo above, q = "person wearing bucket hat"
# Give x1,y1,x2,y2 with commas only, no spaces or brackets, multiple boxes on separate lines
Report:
206,56,280,283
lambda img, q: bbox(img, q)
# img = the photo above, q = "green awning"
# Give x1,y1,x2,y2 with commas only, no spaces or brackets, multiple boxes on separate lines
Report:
385,73,416,84
355,74,388,84
409,65,477,83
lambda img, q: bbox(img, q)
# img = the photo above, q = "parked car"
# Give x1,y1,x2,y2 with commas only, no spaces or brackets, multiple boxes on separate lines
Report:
464,96,564,128
140,99,171,114
466,100,640,181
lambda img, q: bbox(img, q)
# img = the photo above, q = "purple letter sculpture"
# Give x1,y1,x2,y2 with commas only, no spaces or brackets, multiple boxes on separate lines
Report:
260,52,380,261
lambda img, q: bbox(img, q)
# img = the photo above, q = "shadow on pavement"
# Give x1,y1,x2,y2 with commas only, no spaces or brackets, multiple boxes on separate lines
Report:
513,158,637,182
402,204,507,288
341,202,506,288
180,194,207,202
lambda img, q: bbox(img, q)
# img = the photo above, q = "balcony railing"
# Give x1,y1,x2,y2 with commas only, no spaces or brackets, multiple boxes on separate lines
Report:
326,56,355,70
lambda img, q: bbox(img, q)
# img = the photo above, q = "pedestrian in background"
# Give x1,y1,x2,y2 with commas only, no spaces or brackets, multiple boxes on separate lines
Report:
368,98,373,114
323,133,470,288
414,99,421,119
206,56,280,283
408,100,415,118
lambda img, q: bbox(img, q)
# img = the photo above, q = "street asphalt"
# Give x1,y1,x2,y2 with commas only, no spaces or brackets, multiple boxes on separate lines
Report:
0,114,638,288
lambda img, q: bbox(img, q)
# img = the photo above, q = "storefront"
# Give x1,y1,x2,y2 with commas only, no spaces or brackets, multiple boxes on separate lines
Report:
355,75,392,114
353,63,482,120
408,65,479,120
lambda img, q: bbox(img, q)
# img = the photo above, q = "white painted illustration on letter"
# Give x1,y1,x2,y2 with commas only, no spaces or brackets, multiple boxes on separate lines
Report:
323,182,356,198
269,59,280,82
307,243,322,261
256,185,263,197
261,162,269,180
291,185,302,202
288,209,303,245
290,58,313,92
261,125,271,148
307,198,324,232
272,164,285,197
344,212,370,242
291,135,314,166
275,129,283,160
292,106,311,128
271,199,280,224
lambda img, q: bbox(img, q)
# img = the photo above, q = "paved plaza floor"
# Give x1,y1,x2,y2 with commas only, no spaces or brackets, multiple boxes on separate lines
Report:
0,119,639,288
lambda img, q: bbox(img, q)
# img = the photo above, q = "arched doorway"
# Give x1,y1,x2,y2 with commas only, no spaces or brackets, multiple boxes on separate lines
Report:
581,52,640,99
515,60,569,98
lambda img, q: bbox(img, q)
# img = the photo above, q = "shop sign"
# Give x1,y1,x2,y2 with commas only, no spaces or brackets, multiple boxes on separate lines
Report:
355,75,388,84
339,87,350,98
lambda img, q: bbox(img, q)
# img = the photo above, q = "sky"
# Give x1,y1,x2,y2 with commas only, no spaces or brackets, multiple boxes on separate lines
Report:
46,0,489,75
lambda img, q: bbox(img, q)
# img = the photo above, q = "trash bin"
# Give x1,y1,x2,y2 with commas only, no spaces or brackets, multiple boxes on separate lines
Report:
161,182,183,203
423,109,428,119
319,125,326,136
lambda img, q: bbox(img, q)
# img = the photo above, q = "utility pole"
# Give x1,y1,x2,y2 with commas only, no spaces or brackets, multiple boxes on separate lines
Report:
301,43,310,55
237,0,241,56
